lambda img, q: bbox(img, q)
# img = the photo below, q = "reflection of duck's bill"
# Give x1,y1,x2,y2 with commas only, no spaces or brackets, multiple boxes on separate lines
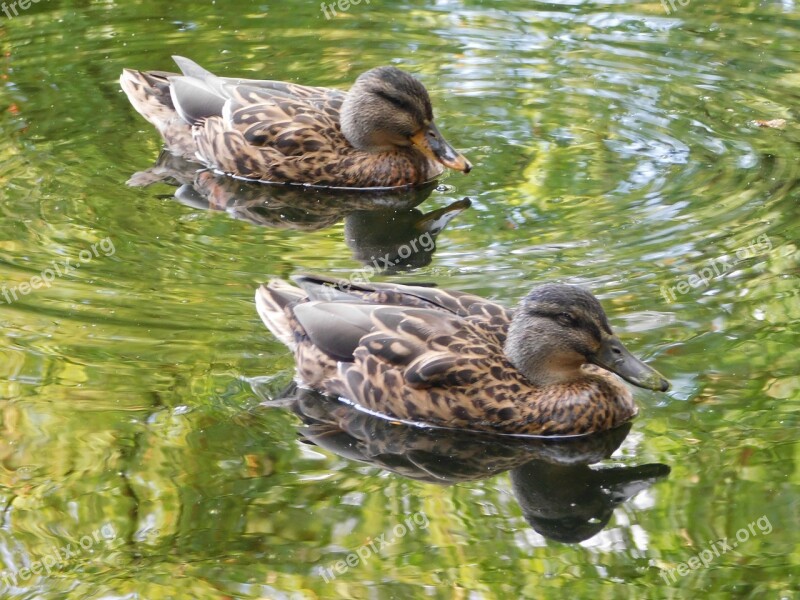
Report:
410,122,472,173
590,336,670,392
415,197,472,233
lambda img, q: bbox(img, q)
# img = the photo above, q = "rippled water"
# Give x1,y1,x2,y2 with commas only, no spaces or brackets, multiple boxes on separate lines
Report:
0,0,798,598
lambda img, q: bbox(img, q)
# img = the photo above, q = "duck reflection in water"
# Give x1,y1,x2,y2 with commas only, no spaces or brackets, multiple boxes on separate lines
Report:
256,384,669,544
127,152,470,272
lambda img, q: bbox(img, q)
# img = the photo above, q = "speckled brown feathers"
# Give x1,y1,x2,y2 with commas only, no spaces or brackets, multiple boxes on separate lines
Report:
284,386,637,484
255,276,670,435
120,68,194,154
121,57,471,187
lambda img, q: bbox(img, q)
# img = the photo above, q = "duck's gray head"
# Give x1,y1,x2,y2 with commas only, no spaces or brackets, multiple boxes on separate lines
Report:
505,284,670,391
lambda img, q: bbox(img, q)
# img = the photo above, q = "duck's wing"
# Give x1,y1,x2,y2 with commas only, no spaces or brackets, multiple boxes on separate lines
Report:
167,58,351,179
222,94,345,155
256,276,512,358
173,56,335,103
293,300,506,391
168,56,345,126
292,301,381,363
291,275,513,326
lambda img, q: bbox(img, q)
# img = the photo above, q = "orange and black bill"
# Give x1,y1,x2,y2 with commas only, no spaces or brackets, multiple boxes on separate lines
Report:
411,122,472,173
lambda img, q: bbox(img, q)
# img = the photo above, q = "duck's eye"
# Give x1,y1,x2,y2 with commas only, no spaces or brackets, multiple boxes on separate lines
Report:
556,312,577,327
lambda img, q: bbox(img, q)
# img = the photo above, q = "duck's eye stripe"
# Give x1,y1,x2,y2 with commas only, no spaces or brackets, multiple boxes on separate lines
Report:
527,309,604,341
374,90,419,118
527,309,566,321
583,321,602,342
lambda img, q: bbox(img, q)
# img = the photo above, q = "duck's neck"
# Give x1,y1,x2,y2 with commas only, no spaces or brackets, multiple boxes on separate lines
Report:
506,344,585,387
340,118,386,153
340,93,393,153
504,322,586,387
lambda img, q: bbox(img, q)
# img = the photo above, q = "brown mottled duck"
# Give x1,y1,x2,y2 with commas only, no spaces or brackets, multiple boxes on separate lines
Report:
255,275,670,436
120,57,471,188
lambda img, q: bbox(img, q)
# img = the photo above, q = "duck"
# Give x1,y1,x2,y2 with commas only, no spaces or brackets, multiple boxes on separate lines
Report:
255,275,670,436
120,57,472,188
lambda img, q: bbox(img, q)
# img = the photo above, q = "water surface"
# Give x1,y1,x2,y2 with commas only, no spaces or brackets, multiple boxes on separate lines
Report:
0,0,798,598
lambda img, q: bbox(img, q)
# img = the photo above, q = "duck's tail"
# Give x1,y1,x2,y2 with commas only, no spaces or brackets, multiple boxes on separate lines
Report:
120,68,174,125
255,280,308,350
120,66,196,158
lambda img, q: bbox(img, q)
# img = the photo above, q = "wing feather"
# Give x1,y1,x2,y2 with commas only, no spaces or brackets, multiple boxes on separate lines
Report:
293,302,377,362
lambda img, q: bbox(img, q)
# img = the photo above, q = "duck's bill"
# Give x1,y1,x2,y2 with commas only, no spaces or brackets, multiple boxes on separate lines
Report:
591,336,671,392
411,123,472,173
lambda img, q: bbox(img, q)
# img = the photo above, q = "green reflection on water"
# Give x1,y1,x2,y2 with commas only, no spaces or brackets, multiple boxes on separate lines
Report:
0,0,798,598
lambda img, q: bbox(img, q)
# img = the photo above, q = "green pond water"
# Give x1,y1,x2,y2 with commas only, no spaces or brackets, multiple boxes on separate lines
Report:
0,0,798,598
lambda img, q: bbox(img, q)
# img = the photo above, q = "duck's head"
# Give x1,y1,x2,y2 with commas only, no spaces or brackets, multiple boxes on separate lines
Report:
340,66,471,174
505,284,670,392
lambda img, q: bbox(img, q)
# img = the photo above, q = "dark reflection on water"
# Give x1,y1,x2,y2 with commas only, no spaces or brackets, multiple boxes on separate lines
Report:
129,152,471,271
269,384,669,544
511,461,670,544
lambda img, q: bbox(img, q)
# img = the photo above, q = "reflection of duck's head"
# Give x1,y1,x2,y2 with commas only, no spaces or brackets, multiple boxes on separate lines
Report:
344,198,471,271
510,460,670,543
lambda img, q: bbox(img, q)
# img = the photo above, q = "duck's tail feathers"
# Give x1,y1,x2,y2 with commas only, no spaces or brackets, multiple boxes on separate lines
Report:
120,67,196,157
120,68,176,125
255,280,307,349
172,56,215,80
